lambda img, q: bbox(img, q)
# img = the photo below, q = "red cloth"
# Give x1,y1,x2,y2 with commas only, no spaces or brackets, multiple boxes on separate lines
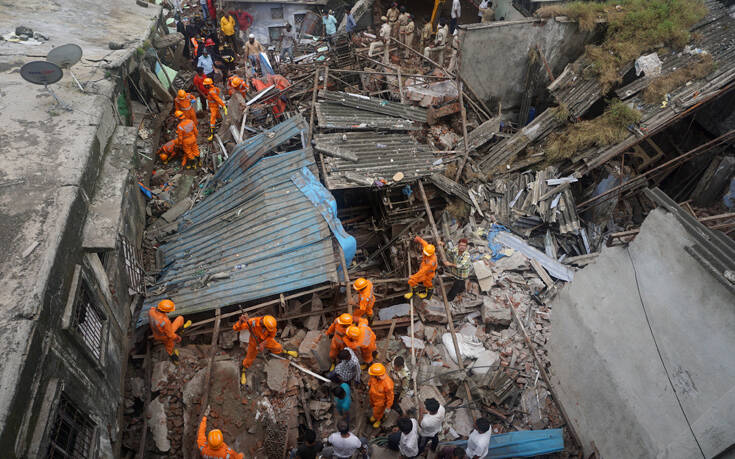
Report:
193,74,208,96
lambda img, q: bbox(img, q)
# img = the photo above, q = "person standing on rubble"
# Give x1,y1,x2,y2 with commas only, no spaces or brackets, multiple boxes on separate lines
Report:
332,382,351,419
398,6,410,47
367,362,395,428
330,348,361,385
404,14,416,58
291,429,323,459
450,0,461,34
344,318,377,368
442,238,471,301
245,33,265,75
203,78,227,141
405,235,437,300
418,398,445,453
420,16,433,55
219,12,238,52
199,0,209,21
345,8,357,39
173,110,201,169
350,277,374,321
325,313,353,364
233,314,297,384
386,2,400,39
424,18,449,66
465,417,492,459
193,67,209,108
322,10,338,48
387,416,420,458
148,299,191,363
379,16,392,65
174,89,197,124
325,421,364,459
217,43,237,82
198,47,215,79
279,23,297,64
197,409,245,459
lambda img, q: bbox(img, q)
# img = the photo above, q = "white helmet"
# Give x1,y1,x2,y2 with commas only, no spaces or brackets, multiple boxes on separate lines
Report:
249,33,255,38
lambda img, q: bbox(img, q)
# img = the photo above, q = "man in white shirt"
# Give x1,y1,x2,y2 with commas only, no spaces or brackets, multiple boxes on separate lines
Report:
279,23,297,63
418,398,445,452
388,417,420,458
465,417,492,459
326,421,363,458
450,0,461,33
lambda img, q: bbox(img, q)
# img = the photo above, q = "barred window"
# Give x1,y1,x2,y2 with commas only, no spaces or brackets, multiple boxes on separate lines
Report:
72,283,105,360
46,394,95,458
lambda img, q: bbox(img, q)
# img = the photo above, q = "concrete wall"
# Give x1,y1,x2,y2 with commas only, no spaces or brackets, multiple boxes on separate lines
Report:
458,18,594,110
549,208,735,458
230,2,321,45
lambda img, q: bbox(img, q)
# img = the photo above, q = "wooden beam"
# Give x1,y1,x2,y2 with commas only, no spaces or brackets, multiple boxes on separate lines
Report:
198,308,221,418
454,79,471,183
337,243,353,314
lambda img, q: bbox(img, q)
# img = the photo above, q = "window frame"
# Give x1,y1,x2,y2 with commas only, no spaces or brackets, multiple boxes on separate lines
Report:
43,391,98,459
62,265,109,367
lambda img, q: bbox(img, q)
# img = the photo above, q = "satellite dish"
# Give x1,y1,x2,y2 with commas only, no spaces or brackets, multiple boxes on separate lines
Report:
46,44,83,68
20,61,63,85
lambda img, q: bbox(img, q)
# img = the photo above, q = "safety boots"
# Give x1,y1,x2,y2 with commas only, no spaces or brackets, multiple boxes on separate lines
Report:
419,288,433,300
170,348,180,364
207,127,215,141
404,287,418,299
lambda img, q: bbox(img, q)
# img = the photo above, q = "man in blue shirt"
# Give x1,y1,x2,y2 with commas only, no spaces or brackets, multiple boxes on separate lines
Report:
322,10,337,47
333,383,351,420
346,8,357,38
197,48,214,78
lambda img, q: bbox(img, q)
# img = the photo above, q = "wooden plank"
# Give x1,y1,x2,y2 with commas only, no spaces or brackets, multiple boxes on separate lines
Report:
199,308,221,416
529,259,555,289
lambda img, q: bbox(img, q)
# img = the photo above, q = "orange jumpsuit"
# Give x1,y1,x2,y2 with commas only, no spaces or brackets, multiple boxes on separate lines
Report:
197,416,244,459
176,118,200,167
226,76,248,98
174,91,198,124
157,139,179,163
343,318,377,363
368,374,395,422
325,318,349,360
207,86,226,130
353,279,375,321
408,237,437,288
148,307,184,355
233,316,283,369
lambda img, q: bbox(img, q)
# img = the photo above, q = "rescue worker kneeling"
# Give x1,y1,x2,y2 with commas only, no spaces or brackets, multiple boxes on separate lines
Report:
157,139,180,164
173,110,200,169
148,299,191,363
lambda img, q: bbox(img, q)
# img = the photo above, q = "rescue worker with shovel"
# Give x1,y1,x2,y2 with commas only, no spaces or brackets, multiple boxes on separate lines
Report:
233,313,297,385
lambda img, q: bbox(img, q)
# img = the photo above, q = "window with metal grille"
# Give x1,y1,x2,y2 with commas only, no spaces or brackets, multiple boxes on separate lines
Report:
269,26,285,42
72,283,105,360
46,394,95,458
294,13,306,27
120,236,145,294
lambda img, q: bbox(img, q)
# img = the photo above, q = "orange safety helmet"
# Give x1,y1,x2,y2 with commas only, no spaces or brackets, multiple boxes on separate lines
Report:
160,153,169,162
177,89,186,98
203,77,214,86
353,278,368,291
207,429,224,449
423,244,436,257
157,299,175,313
346,326,360,339
174,110,185,120
230,76,242,87
368,363,386,377
262,315,277,331
337,313,353,326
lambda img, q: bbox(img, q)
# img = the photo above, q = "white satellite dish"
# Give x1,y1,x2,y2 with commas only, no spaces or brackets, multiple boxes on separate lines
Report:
46,43,84,92
20,61,72,111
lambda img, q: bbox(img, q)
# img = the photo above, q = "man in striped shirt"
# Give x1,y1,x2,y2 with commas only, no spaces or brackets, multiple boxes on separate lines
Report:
443,238,471,301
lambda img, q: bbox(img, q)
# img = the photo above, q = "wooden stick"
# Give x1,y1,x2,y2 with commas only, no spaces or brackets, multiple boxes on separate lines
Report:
136,340,151,459
507,294,582,450
198,308,221,417
307,68,319,146
380,318,398,359
454,79,471,183
417,180,477,420
337,243,353,314
408,242,416,369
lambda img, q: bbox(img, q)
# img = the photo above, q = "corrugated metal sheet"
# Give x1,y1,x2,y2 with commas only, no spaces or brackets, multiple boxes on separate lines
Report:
314,132,438,189
319,90,428,122
315,102,421,130
140,118,338,324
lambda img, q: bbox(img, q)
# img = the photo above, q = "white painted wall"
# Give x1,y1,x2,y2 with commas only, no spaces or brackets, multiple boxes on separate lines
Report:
230,2,321,46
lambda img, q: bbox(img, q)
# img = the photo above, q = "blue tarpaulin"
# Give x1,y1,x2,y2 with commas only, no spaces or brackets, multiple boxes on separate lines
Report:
441,428,564,458
292,167,356,267
487,223,510,261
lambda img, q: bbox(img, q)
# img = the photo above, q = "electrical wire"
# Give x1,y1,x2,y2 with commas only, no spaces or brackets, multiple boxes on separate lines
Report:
626,247,705,458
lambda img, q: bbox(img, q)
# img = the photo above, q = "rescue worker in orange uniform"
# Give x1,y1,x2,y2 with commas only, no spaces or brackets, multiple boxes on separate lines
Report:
148,299,191,362
174,110,200,169
203,77,227,141
325,313,353,363
174,89,197,124
405,236,437,300
197,413,244,459
226,75,248,98
367,363,395,428
157,139,180,164
233,314,298,384
349,277,375,321
344,318,377,368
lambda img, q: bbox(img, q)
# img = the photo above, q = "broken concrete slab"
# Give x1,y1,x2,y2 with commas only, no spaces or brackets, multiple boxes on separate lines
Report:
452,406,474,436
161,196,193,222
378,303,410,320
473,260,495,291
151,360,173,392
298,330,331,372
303,294,323,330
146,396,171,452
219,330,237,350
481,297,511,326
418,298,448,323
470,349,500,375
265,358,291,393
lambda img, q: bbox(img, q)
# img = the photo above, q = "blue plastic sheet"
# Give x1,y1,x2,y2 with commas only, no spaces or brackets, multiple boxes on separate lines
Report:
291,167,357,271
440,428,564,458
259,52,274,76
487,223,510,261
